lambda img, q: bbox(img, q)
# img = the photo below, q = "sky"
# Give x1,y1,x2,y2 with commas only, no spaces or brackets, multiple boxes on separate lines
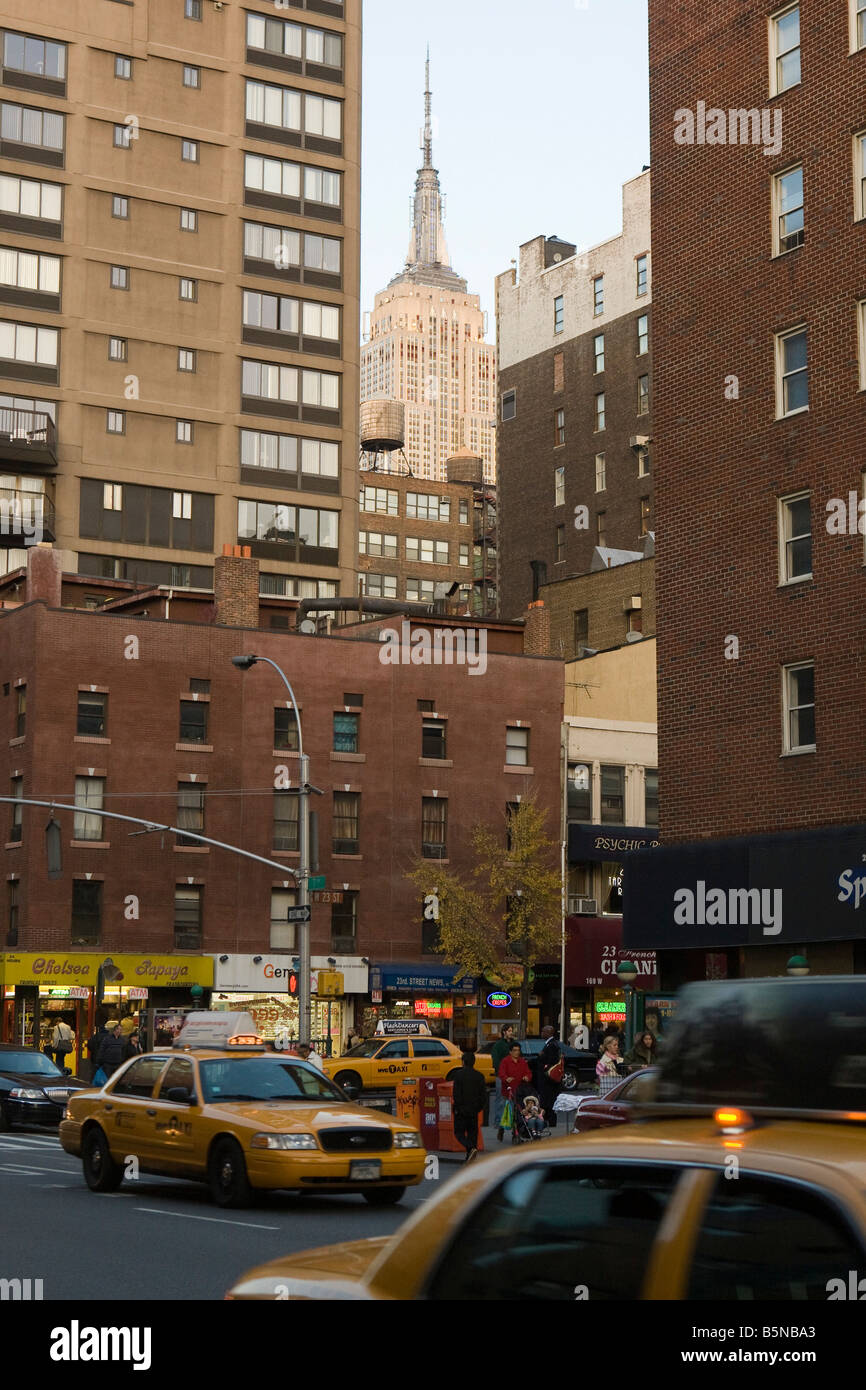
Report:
361,0,650,328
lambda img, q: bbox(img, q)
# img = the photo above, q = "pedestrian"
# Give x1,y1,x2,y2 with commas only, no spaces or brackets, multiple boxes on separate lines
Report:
93,1021,125,1083
297,1043,324,1071
452,1051,487,1162
122,1028,143,1061
601,1022,622,1052
345,1027,360,1051
85,1019,109,1083
624,1031,656,1073
497,1042,532,1141
596,1035,622,1095
537,1024,564,1129
51,1015,75,1068
490,1023,515,1137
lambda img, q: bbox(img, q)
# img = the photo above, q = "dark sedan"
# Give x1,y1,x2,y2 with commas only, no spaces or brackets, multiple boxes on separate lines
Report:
0,1045,91,1129
572,1066,659,1132
478,1038,599,1091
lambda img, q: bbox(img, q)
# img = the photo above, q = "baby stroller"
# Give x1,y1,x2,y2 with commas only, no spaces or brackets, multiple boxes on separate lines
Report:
509,1082,551,1144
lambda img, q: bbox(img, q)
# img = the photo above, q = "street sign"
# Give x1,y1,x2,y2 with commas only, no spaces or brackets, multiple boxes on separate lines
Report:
286,905,312,924
308,875,326,892
311,891,343,904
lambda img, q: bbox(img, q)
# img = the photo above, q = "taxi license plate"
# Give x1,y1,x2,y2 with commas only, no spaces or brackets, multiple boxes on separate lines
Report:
349,1160,381,1181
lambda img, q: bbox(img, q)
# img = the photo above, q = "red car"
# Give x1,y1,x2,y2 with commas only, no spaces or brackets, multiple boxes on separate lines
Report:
571,1067,658,1133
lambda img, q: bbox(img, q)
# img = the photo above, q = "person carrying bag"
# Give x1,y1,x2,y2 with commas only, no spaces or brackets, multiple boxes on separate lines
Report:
51,1018,74,1067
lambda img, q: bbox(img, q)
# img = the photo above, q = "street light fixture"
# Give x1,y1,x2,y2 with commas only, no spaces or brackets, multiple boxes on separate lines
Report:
616,960,638,1052
233,653,312,1045
786,954,810,976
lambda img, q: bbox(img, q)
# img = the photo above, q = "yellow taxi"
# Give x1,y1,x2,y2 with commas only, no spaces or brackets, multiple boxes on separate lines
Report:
322,1032,494,1096
59,1013,425,1209
226,976,866,1299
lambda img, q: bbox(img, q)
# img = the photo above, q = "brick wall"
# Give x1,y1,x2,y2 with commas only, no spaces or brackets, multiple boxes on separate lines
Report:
540,557,656,660
214,548,259,628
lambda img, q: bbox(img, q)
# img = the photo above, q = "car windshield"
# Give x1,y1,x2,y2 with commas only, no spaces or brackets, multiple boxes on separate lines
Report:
199,1058,348,1104
344,1041,385,1058
0,1052,62,1076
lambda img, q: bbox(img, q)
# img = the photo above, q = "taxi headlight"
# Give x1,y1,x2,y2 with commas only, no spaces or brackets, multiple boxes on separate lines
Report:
9,1087,44,1099
393,1131,423,1149
250,1132,318,1150
64,1106,73,1120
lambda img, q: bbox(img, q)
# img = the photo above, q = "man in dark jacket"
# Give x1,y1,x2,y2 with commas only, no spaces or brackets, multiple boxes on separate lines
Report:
95,1021,126,1079
537,1025,563,1129
489,1023,514,1138
452,1052,488,1162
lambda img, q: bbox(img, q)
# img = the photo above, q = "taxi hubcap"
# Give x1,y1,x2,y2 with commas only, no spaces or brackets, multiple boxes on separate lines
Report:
220,1158,234,1187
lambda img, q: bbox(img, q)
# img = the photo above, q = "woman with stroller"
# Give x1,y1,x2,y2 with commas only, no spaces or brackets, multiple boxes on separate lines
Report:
596,1034,623,1096
497,1041,532,1142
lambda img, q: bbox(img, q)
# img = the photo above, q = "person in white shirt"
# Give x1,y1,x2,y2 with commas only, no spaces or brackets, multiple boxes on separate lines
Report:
297,1042,324,1071
51,1018,74,1067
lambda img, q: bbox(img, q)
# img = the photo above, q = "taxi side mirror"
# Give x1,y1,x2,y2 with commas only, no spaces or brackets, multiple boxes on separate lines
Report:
165,1086,196,1105
62,1067,72,1077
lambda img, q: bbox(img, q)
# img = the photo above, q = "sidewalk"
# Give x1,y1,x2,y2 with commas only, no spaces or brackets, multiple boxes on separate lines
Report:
436,1116,574,1162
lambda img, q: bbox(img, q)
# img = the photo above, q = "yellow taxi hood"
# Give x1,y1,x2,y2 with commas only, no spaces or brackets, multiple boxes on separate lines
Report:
205,1101,413,1132
228,1237,391,1300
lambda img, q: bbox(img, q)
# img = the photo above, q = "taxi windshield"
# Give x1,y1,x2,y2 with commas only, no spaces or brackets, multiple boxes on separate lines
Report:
199,1058,347,1104
344,1041,386,1058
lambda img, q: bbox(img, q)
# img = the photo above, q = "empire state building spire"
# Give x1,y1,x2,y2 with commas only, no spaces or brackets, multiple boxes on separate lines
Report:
390,52,467,292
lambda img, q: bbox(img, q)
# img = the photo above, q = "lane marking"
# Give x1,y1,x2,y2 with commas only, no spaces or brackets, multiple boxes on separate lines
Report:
135,1206,280,1230
0,1162,78,1173
0,1166,41,1176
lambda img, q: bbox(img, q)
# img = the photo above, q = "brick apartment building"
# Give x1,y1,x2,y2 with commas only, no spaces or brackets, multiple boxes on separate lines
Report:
0,0,361,603
0,549,562,1052
495,173,654,620
539,550,655,662
626,0,866,984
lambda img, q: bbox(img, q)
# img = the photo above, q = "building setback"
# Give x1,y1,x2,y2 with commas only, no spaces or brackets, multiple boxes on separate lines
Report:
627,0,866,984
496,173,653,620
0,0,361,602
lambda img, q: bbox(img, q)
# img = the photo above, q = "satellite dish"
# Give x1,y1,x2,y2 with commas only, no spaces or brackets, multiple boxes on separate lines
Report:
298,619,317,635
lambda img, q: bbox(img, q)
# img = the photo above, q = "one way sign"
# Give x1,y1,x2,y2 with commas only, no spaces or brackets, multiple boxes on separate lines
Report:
286,905,312,923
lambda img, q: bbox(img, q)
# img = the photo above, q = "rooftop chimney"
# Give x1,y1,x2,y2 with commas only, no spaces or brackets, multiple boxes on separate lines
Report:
214,545,259,629
523,599,550,657
26,544,62,608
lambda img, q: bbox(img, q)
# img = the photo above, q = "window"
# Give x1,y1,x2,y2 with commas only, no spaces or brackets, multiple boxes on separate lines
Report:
640,497,651,537
112,195,128,219
554,466,565,507
573,608,589,655
422,798,447,859
246,15,342,70
174,886,201,949
3,31,67,82
238,499,338,550
176,420,193,444
360,485,398,516
361,572,397,599
241,359,339,411
183,65,201,89
179,278,197,301
74,775,104,841
243,154,341,208
157,1056,194,1101
554,408,565,447
776,326,808,416
71,880,101,946
600,765,625,824
501,389,516,422
637,375,649,415
245,80,342,143
176,784,204,846
554,294,564,334
593,275,604,316
554,524,565,564
182,140,198,163
406,537,449,565
178,348,196,373
856,133,866,221
506,727,529,767
106,411,124,435
172,491,191,520
358,531,397,559
0,173,61,222
110,265,129,290
0,319,58,366
0,246,60,293
333,791,360,854
185,0,202,18
773,164,804,256
638,446,651,477
593,333,604,373
406,578,435,602
636,254,648,296
595,393,605,431
783,661,815,752
9,776,22,841
115,55,132,80
243,222,341,276
270,887,297,950
331,891,357,950
860,300,866,391
644,769,658,828
333,711,359,753
595,453,606,492
427,1163,679,1302
274,706,299,751
418,718,447,761
179,699,208,743
779,492,811,582
553,351,564,392
273,791,299,852
7,879,18,946
14,685,24,737
1,102,64,153
857,0,866,50
568,762,592,821
597,512,607,547
113,124,131,149
180,207,198,232
637,314,649,355
770,4,800,94
77,691,107,737
406,493,450,523
459,499,469,525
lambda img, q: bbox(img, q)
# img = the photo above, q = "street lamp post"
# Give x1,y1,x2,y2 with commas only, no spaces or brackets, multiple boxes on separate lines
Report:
786,954,810,976
233,654,312,1045
616,960,638,1054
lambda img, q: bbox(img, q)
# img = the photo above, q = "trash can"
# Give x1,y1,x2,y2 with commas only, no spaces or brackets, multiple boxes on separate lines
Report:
396,1079,419,1127
437,1080,484,1153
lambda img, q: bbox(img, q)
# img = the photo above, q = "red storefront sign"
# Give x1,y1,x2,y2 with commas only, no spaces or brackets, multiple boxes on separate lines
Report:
565,917,658,990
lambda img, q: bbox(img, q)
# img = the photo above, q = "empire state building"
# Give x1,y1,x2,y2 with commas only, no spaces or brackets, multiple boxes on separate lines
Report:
360,59,496,484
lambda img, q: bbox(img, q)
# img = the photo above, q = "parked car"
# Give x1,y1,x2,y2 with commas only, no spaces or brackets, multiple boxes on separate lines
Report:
477,1038,598,1091
572,1067,659,1132
0,1044,91,1130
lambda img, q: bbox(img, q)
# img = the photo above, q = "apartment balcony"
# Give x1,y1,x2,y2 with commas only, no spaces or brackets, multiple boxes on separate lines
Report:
0,409,57,469
0,488,56,546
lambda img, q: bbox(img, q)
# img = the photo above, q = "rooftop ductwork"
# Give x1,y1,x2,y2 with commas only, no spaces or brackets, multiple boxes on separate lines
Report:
295,596,433,629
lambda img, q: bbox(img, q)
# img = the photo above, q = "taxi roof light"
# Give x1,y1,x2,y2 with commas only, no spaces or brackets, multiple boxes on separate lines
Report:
714,1106,753,1134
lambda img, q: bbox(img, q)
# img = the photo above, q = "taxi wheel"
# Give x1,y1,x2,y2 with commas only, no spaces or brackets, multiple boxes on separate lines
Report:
334,1070,362,1097
362,1186,405,1207
208,1138,252,1209
82,1126,123,1192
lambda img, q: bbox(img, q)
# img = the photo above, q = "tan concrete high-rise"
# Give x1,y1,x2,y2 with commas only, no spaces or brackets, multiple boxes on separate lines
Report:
360,58,495,485
0,0,360,603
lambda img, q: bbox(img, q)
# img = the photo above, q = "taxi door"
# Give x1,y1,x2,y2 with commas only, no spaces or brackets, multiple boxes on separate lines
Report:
102,1056,172,1164
410,1038,454,1078
372,1039,411,1085
143,1055,198,1174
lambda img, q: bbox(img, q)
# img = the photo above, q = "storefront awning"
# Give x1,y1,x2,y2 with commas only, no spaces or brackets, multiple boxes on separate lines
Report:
569,824,660,863
565,917,658,989
0,952,213,988
370,963,478,993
